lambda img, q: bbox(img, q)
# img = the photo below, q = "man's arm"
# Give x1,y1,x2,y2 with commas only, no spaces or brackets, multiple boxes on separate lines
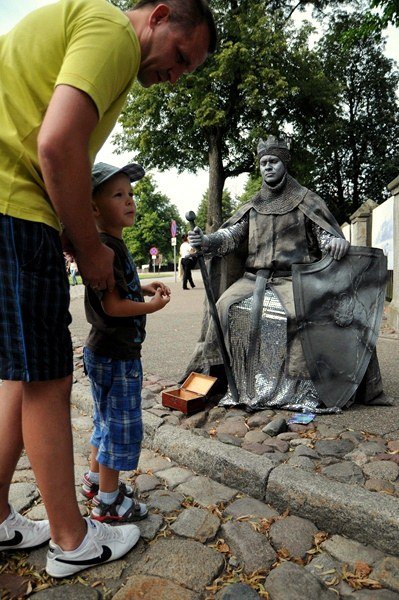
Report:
37,84,115,291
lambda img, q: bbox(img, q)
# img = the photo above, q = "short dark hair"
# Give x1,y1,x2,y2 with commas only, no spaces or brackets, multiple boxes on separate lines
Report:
133,0,217,53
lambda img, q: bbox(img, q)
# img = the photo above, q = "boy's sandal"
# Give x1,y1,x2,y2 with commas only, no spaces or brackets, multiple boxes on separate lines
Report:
121,498,148,522
82,471,135,503
91,492,148,523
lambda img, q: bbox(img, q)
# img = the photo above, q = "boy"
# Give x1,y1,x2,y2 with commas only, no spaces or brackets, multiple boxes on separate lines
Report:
82,161,170,522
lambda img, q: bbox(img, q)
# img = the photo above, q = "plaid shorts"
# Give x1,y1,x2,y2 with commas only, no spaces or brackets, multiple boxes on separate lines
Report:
83,347,143,471
0,214,73,381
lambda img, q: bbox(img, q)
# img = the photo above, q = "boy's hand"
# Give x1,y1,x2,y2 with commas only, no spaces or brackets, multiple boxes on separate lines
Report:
77,243,115,291
326,237,350,260
149,288,170,312
143,281,171,297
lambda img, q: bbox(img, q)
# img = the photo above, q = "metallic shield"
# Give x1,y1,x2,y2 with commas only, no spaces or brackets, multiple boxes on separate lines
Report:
292,246,387,408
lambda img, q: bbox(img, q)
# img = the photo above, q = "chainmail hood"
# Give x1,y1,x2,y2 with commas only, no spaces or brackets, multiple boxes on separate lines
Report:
253,174,307,215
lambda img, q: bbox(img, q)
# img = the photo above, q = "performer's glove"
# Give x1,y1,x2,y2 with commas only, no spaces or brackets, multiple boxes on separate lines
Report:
326,237,350,260
188,226,210,250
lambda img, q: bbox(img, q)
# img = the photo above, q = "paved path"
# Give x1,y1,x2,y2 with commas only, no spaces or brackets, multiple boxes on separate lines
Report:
1,274,399,598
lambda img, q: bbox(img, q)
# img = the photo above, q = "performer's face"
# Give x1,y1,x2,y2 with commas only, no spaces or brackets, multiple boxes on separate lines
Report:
260,154,286,185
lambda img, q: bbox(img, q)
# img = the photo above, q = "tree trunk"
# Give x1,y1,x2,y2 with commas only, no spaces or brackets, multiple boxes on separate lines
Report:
207,130,225,232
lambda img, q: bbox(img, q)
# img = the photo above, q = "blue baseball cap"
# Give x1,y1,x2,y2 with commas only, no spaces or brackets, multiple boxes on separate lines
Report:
92,162,145,190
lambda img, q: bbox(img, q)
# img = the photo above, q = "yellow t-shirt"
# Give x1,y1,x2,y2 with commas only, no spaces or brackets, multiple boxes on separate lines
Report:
0,0,140,230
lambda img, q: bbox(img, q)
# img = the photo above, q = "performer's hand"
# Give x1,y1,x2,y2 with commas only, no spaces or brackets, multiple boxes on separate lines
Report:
188,226,209,249
326,237,350,260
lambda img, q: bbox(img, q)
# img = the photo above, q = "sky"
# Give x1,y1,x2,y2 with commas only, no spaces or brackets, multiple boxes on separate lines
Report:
1,1,398,218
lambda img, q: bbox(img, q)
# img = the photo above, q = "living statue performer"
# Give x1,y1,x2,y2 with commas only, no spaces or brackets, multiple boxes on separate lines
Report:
185,135,388,413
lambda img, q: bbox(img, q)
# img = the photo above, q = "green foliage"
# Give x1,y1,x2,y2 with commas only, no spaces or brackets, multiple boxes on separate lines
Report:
109,0,134,10
305,10,399,222
122,175,184,265
195,189,237,231
114,0,337,228
111,0,399,226
370,0,399,27
116,2,293,175
236,174,262,207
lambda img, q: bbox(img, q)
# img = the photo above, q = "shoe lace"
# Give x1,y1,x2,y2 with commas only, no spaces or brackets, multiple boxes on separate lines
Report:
9,511,43,531
90,519,122,542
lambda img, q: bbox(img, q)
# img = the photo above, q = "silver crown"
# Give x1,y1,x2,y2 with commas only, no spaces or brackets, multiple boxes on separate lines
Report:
257,134,291,156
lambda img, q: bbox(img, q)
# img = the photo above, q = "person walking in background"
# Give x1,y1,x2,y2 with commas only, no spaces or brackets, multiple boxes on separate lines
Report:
82,161,170,524
69,259,79,286
180,233,197,290
0,0,216,578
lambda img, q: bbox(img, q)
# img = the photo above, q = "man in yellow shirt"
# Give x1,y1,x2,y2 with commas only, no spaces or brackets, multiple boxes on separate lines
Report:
0,0,216,577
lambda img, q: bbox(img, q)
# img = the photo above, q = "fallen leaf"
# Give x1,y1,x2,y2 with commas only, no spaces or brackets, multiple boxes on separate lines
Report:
354,562,372,578
217,542,231,554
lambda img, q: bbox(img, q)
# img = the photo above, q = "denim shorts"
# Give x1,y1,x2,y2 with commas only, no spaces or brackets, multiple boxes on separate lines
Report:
0,214,73,381
83,347,143,471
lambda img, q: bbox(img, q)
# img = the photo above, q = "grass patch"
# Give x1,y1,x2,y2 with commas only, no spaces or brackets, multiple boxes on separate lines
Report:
138,271,175,279
68,272,175,286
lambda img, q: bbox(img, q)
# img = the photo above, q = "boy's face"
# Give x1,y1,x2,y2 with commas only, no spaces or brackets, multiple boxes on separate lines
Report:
93,173,136,236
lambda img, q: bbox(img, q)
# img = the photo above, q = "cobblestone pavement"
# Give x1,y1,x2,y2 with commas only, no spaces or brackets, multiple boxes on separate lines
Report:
2,335,399,599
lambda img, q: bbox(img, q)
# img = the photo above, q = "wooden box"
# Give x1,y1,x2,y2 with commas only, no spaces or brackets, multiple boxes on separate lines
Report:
162,372,217,414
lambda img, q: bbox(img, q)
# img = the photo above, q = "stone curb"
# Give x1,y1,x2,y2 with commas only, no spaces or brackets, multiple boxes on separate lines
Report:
266,466,399,556
71,384,399,556
151,425,274,500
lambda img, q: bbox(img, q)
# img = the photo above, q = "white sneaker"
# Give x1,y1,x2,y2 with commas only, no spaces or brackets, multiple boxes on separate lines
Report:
46,517,140,578
0,505,50,550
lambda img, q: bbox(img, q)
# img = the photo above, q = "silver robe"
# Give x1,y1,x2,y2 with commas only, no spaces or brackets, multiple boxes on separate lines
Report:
183,175,384,413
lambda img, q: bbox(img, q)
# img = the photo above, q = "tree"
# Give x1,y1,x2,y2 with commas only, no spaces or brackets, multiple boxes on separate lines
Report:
304,11,399,222
122,175,184,265
367,0,399,28
236,174,262,207
114,0,335,231
266,0,351,20
195,189,237,231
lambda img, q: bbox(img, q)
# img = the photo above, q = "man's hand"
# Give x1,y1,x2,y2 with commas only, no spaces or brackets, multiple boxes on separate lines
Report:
149,288,170,312
188,226,209,249
326,237,350,260
76,243,115,291
142,281,171,297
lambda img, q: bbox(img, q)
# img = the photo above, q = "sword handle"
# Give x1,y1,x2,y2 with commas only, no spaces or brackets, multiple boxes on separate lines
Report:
185,211,205,256
185,211,197,227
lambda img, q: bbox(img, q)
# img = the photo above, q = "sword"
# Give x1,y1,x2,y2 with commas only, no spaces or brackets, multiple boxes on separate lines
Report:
185,211,239,404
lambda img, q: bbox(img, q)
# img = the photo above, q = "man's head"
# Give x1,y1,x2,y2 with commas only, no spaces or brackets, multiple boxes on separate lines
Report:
257,135,291,187
259,155,286,186
129,0,217,87
91,162,145,236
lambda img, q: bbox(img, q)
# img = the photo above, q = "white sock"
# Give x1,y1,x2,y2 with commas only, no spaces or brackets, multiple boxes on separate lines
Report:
88,471,99,484
98,489,119,505
117,495,133,517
